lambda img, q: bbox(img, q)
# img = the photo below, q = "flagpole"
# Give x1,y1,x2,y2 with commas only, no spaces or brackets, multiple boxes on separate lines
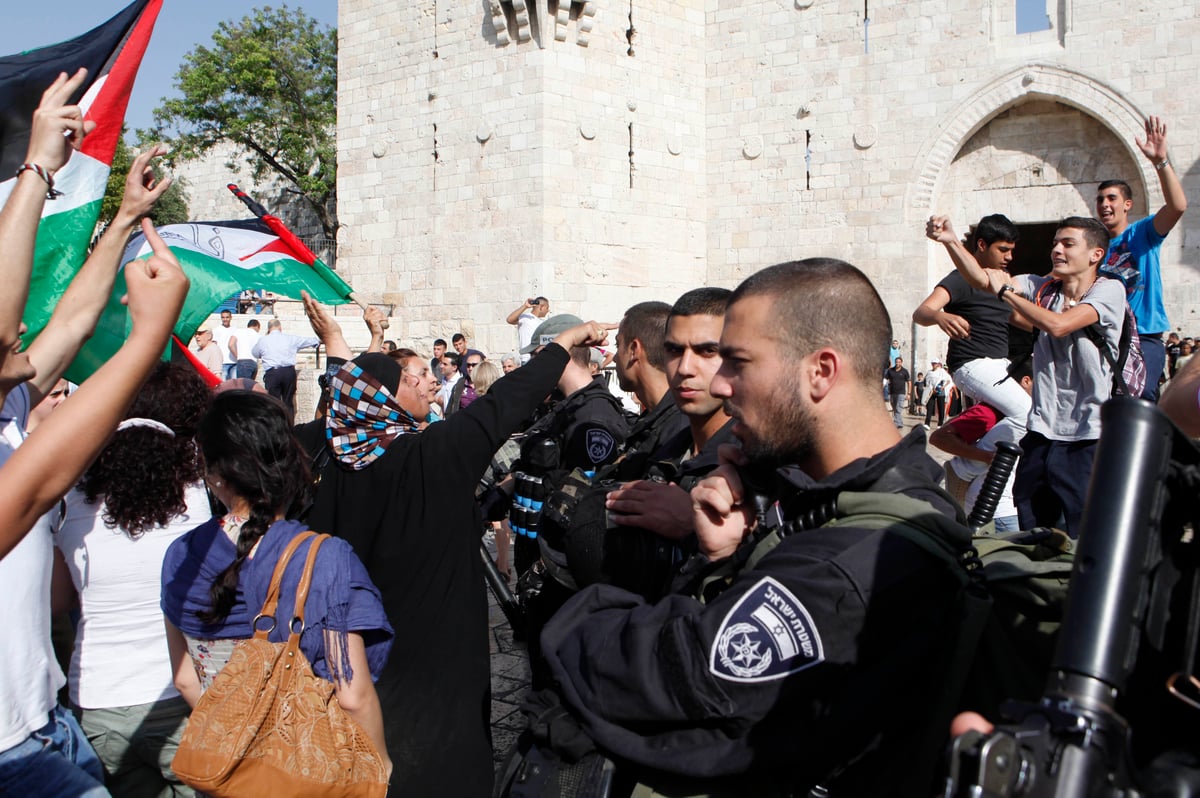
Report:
225,184,387,327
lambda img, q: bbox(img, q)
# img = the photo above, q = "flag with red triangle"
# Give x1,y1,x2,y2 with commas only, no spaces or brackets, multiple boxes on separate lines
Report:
0,0,161,381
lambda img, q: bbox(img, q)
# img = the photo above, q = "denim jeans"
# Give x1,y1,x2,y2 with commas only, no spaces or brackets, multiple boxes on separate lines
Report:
0,704,110,797
1139,335,1166,402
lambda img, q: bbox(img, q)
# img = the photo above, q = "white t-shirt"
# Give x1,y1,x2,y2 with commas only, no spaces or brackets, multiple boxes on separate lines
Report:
211,324,236,365
55,482,212,709
517,312,540,363
0,385,65,752
233,327,261,362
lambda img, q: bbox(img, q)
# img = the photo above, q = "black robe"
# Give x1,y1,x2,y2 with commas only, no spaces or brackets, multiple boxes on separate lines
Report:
295,345,569,797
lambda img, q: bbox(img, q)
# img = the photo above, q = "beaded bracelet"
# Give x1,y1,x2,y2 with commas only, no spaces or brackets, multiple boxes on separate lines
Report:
15,163,63,199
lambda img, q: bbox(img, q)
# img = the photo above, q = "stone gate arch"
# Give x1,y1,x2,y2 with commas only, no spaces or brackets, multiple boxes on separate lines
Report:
907,63,1161,221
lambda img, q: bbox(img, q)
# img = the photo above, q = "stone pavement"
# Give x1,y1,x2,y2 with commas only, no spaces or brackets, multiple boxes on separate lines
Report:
483,534,530,775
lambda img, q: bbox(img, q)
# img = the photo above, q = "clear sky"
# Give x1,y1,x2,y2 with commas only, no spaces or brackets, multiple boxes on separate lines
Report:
0,0,338,134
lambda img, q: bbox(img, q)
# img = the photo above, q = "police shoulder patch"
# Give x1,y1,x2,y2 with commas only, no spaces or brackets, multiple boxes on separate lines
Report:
709,576,824,683
585,427,616,464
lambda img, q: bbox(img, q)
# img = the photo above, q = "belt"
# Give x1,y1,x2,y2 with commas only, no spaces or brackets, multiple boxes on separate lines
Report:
1140,332,1164,341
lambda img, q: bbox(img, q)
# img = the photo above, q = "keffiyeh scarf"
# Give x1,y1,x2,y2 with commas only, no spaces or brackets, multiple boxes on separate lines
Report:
325,361,420,470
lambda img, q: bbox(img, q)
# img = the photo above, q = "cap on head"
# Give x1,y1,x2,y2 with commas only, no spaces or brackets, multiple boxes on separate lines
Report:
521,313,584,354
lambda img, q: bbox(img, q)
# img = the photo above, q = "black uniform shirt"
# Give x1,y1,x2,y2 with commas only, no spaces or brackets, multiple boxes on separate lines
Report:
541,431,968,795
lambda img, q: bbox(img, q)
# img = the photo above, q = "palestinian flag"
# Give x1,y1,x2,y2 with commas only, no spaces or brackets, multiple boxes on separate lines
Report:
69,218,353,379
0,0,162,382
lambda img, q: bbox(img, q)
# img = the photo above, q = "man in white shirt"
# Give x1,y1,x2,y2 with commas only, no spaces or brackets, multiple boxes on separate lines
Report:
210,309,237,379
923,360,952,428
507,296,550,363
234,318,262,380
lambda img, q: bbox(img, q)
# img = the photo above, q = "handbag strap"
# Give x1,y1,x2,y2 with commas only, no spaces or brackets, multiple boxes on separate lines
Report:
253,530,317,640
291,533,329,630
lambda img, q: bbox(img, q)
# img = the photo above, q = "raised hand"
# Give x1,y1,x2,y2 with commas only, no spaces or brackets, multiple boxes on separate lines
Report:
925,215,960,245
25,69,95,173
1135,115,1169,163
553,320,617,350
124,219,189,342
115,145,173,223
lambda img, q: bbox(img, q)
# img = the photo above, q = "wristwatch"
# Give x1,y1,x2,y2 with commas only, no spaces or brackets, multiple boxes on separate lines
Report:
997,284,1017,301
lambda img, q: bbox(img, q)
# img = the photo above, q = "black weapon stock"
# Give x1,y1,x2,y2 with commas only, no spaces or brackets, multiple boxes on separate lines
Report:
945,397,1195,797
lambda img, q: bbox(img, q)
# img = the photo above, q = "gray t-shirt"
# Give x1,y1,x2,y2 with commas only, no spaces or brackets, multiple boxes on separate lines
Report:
1015,274,1125,441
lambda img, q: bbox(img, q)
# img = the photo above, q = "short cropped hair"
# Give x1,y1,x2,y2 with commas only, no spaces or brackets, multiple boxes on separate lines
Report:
247,319,260,329
619,301,672,371
729,258,891,386
971,214,1020,247
452,333,466,343
669,287,732,320
433,338,447,348
1098,179,1133,202
441,351,462,370
1057,216,1110,252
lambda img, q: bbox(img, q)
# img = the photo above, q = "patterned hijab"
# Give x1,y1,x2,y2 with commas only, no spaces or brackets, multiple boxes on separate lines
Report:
325,358,420,470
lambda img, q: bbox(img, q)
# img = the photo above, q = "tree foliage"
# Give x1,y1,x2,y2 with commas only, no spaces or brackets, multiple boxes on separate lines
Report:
99,130,190,228
148,5,337,239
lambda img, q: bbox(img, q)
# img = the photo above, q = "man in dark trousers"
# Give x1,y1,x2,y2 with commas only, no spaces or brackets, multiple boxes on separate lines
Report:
885,356,911,429
533,260,973,796
297,295,612,797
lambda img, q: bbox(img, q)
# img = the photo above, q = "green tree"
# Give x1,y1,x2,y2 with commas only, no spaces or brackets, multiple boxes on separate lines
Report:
147,5,337,240
99,130,190,228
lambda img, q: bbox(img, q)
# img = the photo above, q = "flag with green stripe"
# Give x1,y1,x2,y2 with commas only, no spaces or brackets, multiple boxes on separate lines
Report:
69,219,352,378
0,0,161,382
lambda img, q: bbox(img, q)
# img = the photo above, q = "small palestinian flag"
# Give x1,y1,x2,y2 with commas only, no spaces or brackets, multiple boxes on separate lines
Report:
0,0,161,382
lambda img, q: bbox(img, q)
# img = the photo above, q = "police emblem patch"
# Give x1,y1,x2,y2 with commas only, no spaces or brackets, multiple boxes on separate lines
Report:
709,576,824,683
585,428,615,463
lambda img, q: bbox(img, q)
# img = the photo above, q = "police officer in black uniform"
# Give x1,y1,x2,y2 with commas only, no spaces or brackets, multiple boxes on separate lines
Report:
560,288,736,601
508,314,631,677
531,260,976,797
606,301,688,480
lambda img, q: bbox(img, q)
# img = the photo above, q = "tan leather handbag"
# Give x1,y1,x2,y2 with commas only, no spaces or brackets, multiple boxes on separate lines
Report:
172,531,389,797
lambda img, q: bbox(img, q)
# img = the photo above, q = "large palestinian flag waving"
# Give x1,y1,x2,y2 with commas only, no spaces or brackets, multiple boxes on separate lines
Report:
0,0,160,381
70,218,355,379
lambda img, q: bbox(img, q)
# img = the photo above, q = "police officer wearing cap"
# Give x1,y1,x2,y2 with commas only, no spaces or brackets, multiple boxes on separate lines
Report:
509,313,632,682
519,260,973,797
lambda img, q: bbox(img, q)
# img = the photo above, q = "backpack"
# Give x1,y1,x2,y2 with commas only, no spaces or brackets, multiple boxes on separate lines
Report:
1033,278,1147,397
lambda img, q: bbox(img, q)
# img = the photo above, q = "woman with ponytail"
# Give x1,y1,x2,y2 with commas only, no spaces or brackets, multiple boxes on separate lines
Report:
53,362,211,796
160,390,393,778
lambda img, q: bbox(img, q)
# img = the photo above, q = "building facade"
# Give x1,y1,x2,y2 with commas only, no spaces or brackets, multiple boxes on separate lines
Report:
337,0,1199,363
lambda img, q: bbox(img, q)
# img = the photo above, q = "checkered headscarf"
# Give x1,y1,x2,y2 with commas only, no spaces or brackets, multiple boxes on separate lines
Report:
325,361,420,470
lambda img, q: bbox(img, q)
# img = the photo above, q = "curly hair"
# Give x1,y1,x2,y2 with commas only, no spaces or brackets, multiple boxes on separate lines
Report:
80,362,210,538
197,391,315,624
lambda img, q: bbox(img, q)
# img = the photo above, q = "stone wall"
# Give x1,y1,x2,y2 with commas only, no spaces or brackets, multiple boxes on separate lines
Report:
338,0,1200,363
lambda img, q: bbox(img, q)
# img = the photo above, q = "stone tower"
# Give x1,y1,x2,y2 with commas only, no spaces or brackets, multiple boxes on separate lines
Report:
337,0,1199,363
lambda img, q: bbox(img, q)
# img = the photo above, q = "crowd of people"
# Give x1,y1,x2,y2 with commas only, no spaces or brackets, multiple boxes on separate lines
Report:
1,71,1199,798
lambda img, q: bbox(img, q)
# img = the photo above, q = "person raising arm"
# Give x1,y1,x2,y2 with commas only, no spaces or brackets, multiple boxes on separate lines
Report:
0,219,190,559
